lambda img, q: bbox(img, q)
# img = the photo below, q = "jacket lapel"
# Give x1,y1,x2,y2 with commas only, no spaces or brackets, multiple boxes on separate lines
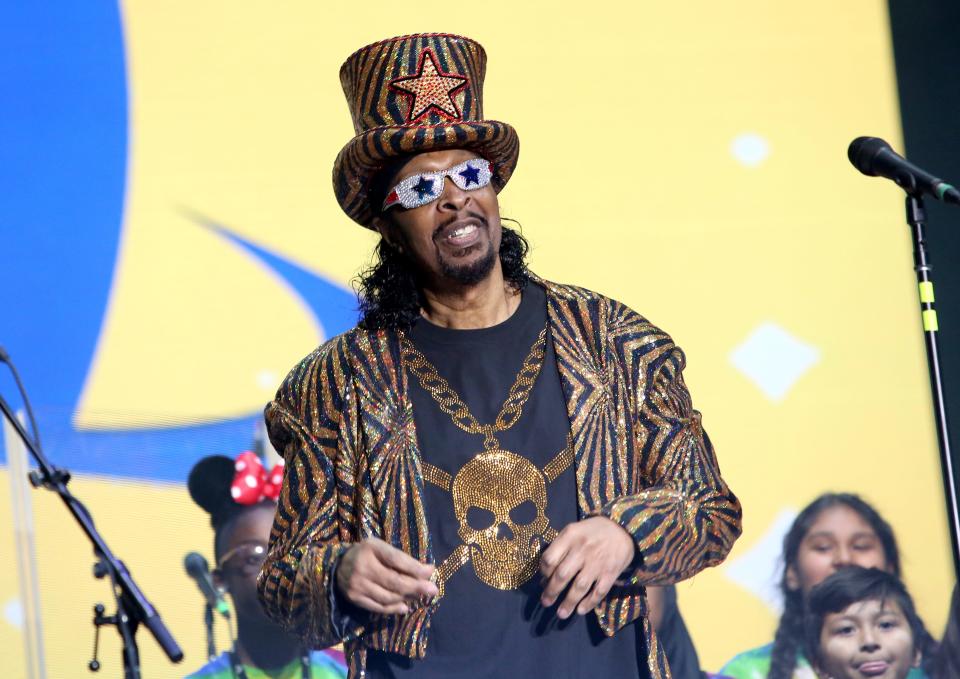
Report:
542,279,632,513
349,329,433,564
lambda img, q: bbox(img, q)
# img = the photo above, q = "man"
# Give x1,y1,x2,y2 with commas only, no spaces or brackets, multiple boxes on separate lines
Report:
258,33,741,679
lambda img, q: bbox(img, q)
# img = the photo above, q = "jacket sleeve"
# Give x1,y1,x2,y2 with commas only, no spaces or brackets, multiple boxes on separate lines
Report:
598,325,742,586
256,337,366,648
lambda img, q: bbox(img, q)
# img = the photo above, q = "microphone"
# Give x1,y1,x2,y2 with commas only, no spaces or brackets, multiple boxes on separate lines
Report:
184,552,230,617
0,346,9,363
848,136,960,205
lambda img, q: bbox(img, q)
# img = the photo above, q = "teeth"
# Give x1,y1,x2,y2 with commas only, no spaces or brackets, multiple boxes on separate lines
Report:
449,224,477,238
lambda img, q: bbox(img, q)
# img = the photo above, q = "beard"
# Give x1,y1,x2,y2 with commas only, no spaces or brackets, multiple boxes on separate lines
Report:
438,239,497,285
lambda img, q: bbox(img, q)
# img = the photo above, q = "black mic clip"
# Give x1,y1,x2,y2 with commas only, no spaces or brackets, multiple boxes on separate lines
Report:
28,467,71,490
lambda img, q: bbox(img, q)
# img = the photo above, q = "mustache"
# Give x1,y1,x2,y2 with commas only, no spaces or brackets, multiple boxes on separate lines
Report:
433,210,488,238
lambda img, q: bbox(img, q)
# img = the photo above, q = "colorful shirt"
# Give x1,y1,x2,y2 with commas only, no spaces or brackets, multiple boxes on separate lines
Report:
259,275,743,679
185,649,347,679
719,643,928,679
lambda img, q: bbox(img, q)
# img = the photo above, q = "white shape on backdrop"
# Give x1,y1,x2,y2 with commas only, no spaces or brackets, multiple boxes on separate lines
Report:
256,370,278,391
723,507,799,613
731,133,770,167
729,322,820,402
3,597,23,629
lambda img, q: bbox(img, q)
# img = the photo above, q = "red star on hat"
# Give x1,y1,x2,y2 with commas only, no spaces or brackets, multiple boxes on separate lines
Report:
390,49,468,123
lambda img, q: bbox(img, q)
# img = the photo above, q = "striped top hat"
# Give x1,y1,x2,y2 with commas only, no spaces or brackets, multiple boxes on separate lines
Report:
333,33,519,228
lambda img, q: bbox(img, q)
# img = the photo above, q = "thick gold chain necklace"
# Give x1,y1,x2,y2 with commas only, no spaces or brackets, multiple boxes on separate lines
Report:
400,326,576,594
398,327,548,449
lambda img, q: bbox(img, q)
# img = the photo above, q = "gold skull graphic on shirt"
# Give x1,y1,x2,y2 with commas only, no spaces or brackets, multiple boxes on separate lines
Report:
422,443,573,592
401,327,573,594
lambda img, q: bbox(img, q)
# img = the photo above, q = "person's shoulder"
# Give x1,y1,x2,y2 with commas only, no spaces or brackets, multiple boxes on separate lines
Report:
272,324,384,399
285,327,365,375
266,327,372,429
718,643,774,678
309,648,348,678
536,275,656,325
537,274,675,353
183,651,232,679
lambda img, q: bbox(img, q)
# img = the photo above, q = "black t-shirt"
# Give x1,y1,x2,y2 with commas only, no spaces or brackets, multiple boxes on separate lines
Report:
658,586,704,679
366,283,644,679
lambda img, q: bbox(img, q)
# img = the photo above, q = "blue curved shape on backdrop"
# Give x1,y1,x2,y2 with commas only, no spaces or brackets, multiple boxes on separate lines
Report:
197,217,360,342
0,4,127,458
0,7,361,483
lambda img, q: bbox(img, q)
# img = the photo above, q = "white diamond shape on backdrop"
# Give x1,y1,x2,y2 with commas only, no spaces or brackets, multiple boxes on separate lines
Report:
256,369,278,391
3,597,23,629
731,132,770,167
723,508,799,613
730,322,820,402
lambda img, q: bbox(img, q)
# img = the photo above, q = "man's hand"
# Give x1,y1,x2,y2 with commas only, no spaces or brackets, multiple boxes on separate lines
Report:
336,538,438,615
539,516,635,619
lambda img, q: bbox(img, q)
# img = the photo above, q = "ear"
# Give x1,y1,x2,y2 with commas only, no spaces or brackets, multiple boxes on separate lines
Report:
374,221,405,254
785,564,801,591
912,648,921,668
371,216,389,236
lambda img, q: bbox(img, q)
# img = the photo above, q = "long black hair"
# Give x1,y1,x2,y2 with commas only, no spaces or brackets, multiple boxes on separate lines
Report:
932,585,959,679
354,222,530,331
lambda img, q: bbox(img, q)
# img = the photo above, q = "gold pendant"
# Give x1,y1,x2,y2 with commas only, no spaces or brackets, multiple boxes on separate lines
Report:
453,448,551,590
424,440,573,593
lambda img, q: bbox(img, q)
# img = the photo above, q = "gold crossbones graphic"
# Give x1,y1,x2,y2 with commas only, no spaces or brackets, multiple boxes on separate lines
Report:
422,437,574,597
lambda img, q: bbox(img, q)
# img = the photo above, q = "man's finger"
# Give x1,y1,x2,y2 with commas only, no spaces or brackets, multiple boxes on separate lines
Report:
371,559,439,599
353,594,409,616
557,570,597,619
358,580,408,608
540,532,572,579
576,572,615,616
540,551,584,606
373,540,436,580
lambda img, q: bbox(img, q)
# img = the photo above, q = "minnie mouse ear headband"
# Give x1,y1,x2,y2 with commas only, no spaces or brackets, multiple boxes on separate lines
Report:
188,452,284,527
332,33,519,228
229,452,284,505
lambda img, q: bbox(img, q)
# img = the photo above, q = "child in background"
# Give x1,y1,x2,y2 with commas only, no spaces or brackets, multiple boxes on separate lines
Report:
186,453,348,679
804,567,925,679
718,493,935,679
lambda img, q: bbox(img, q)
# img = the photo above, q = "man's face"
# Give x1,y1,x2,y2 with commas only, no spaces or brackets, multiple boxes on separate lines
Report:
817,598,918,679
375,148,501,288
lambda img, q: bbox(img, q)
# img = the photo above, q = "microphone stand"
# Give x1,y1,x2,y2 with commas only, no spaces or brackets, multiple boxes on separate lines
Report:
905,194,960,582
0,368,183,677
204,602,217,661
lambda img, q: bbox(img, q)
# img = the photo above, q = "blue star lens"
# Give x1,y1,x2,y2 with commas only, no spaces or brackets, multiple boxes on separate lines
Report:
413,177,435,199
458,164,481,187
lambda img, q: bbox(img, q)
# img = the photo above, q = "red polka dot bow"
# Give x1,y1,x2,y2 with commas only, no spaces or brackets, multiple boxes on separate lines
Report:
230,451,284,505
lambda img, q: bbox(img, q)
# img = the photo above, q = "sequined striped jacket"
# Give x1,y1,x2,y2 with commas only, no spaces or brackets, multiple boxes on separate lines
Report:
258,276,742,678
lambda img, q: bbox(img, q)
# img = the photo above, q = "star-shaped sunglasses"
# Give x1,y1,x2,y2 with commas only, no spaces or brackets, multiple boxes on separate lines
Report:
382,159,494,211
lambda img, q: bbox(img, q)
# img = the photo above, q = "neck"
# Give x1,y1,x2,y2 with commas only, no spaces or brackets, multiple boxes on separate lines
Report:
420,264,520,329
235,615,302,670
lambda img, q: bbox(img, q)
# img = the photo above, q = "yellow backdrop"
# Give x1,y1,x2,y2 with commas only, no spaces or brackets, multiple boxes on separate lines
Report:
1,1,954,676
